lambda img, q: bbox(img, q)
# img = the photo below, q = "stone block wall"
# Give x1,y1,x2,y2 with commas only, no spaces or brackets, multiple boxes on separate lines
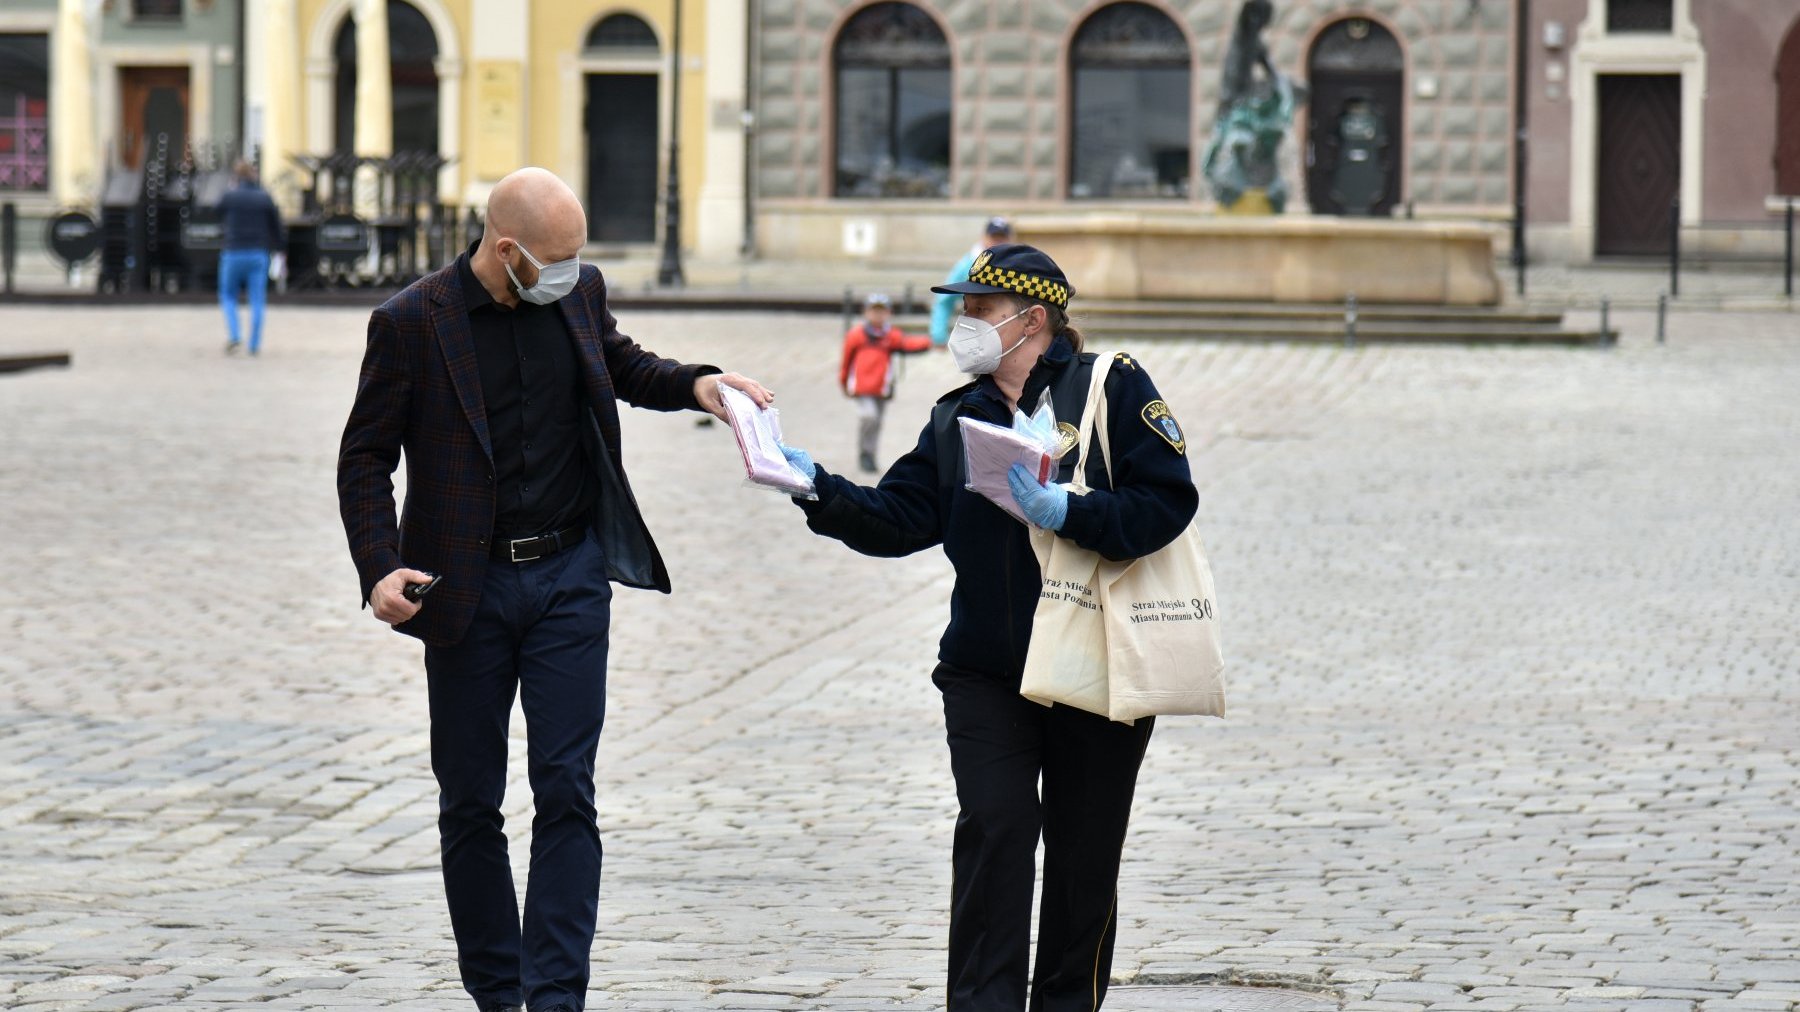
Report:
753,0,1517,214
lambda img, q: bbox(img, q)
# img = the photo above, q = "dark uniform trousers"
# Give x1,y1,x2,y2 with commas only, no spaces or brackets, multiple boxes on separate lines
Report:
934,663,1155,1012
423,530,612,1012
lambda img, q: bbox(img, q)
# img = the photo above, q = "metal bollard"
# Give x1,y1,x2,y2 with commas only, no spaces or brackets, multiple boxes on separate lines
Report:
1599,296,1610,346
1,202,15,295
1668,198,1680,299
903,281,915,316
842,285,855,337
1785,198,1794,299
1656,293,1667,345
1344,292,1358,348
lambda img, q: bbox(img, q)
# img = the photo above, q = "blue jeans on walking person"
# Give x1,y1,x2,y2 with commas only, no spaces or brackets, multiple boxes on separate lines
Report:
423,529,612,1012
218,249,270,353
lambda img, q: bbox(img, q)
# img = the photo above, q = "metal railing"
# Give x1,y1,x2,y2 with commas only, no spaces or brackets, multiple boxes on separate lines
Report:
1668,197,1795,298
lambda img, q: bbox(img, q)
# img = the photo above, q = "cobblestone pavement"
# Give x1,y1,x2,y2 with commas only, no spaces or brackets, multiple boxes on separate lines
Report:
1,302,1796,1011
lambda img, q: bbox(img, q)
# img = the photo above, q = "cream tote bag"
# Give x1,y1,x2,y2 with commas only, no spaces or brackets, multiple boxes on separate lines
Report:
1019,349,1225,723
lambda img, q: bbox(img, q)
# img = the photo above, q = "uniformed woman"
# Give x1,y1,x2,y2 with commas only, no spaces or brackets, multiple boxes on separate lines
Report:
778,243,1197,1012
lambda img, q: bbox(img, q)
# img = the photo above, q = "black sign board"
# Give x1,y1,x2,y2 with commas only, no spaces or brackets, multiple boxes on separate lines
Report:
317,213,370,264
45,211,102,265
181,218,226,252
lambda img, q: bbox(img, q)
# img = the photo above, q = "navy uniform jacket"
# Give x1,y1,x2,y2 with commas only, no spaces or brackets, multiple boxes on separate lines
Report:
795,335,1198,682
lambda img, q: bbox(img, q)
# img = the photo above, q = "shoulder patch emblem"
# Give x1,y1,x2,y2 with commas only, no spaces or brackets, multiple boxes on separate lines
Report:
1054,421,1081,459
1141,400,1185,454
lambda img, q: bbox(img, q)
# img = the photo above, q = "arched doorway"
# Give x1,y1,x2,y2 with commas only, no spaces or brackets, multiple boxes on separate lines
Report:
1305,17,1403,216
1068,2,1191,199
1778,17,1800,196
332,0,441,157
831,2,952,198
583,13,662,243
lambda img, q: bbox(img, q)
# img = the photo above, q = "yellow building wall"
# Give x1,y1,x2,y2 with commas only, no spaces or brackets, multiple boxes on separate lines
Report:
292,0,710,248
296,0,474,198
529,0,708,250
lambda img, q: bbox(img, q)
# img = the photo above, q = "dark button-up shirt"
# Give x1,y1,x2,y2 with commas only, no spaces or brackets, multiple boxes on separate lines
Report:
457,247,595,541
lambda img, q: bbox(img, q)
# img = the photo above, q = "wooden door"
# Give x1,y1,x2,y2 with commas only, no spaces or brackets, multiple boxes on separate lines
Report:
1778,19,1800,196
1596,74,1681,256
584,74,659,243
119,67,189,169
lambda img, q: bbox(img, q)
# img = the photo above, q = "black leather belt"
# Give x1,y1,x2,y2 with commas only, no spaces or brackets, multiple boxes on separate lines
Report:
491,524,586,563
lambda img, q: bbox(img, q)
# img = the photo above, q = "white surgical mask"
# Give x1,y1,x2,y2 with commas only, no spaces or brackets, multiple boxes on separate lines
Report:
948,305,1033,375
504,241,580,305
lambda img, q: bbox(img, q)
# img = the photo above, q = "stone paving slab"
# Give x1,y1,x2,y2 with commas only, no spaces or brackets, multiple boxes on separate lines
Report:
0,303,1796,1010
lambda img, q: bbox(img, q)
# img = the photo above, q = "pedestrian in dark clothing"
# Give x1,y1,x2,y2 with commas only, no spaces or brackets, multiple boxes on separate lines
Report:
217,160,284,355
777,244,1199,1011
336,166,774,1012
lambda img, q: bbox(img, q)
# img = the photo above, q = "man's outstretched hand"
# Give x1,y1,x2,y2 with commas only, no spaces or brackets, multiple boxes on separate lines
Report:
696,373,775,421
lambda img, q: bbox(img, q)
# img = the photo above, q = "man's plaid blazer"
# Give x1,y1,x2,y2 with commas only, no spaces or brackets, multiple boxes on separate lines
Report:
337,260,718,647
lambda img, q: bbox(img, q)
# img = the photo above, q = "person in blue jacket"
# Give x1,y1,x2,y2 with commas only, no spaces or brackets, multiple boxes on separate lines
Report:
929,216,1013,346
779,244,1198,1012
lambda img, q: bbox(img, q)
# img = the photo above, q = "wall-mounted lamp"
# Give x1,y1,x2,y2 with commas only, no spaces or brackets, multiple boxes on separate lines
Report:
1543,21,1565,50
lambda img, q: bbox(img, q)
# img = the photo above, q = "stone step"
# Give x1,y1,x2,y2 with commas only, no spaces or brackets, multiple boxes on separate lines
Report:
1073,317,1612,346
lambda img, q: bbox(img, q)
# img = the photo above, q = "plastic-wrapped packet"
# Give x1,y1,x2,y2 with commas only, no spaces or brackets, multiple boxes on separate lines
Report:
719,384,818,500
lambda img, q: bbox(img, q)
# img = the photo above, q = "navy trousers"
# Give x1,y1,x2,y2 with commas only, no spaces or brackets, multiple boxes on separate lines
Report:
423,531,612,1012
933,664,1154,1012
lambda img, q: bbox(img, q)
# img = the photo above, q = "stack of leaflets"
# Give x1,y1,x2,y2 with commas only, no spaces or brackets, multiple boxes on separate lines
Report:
958,416,1054,525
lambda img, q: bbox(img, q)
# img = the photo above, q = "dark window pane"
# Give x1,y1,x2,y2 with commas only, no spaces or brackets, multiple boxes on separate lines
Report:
1608,0,1673,32
586,13,658,51
836,67,892,196
1071,66,1190,198
1069,3,1191,199
133,0,183,21
0,34,50,191
390,0,438,155
894,68,951,186
832,3,950,198
332,2,441,157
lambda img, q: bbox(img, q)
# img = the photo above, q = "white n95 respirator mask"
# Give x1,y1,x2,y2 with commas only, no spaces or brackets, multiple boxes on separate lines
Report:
947,305,1033,375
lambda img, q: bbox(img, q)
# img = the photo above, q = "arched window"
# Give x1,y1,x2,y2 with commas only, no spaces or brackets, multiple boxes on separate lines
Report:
333,0,441,157
1778,16,1800,195
832,2,951,198
586,13,659,52
1305,17,1404,216
1069,2,1191,199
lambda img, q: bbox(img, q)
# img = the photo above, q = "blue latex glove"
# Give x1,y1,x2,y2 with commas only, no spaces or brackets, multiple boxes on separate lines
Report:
1008,463,1069,531
779,443,816,480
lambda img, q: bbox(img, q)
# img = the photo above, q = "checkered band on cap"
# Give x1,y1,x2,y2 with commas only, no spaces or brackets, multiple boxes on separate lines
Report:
968,256,1071,308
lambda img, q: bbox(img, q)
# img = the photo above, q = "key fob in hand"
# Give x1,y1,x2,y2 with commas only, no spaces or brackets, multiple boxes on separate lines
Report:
402,574,442,602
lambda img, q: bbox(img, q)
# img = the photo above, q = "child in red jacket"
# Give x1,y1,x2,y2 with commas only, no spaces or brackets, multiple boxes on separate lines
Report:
840,292,934,472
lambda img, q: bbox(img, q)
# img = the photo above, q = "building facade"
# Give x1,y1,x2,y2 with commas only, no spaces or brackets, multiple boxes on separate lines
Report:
5,0,1798,277
2,0,747,266
748,0,1800,269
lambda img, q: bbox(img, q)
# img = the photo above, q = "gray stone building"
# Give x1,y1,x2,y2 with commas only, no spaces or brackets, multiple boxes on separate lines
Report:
749,0,1517,265
746,0,1800,270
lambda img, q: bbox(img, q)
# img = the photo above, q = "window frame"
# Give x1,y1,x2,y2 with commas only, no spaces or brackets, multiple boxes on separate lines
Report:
829,1,953,200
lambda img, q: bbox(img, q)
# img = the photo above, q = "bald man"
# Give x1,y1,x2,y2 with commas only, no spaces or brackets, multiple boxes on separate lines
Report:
337,167,773,1012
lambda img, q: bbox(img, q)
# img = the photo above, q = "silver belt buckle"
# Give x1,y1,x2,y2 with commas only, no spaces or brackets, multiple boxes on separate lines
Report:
509,537,542,563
